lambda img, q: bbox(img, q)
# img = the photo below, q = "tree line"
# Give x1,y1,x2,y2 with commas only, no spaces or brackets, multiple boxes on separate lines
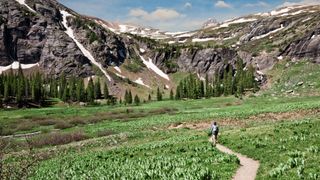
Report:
175,59,258,100
0,66,111,107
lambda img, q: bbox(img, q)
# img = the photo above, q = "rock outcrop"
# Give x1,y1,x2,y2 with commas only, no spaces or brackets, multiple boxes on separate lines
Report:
0,0,128,78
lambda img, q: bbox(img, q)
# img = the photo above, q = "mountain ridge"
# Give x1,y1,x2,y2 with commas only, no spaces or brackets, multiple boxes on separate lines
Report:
1,0,320,98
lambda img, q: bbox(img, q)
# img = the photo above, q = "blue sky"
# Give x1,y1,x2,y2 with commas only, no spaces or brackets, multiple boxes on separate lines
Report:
58,0,320,31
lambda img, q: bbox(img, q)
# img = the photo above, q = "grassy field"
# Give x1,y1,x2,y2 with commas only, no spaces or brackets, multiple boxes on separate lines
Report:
221,117,320,179
1,80,320,179
1,95,320,179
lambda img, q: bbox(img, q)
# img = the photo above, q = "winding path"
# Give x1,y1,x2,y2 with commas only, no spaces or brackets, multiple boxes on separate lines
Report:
216,144,260,180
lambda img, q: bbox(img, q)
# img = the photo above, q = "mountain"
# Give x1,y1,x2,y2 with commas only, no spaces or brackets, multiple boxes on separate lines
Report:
1,0,320,98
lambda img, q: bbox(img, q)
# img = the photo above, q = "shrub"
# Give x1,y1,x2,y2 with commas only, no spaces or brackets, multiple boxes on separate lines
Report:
54,121,73,130
97,130,116,137
69,117,86,126
30,131,88,148
15,122,38,132
36,119,57,126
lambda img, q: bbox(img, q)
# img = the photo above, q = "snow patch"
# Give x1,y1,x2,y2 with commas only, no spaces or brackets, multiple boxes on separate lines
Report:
251,24,284,40
115,73,126,79
0,62,39,74
16,0,36,13
192,38,216,42
277,56,283,60
165,31,187,36
134,78,151,89
220,18,257,28
139,48,146,53
302,17,311,22
114,66,122,73
139,55,170,80
256,71,264,75
176,32,195,38
280,10,305,17
271,7,292,16
61,10,112,81
178,39,187,43
168,41,175,44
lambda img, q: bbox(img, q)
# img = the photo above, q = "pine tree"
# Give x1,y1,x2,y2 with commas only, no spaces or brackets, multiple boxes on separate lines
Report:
148,94,152,101
103,82,109,99
124,90,128,105
59,73,66,99
128,90,133,104
214,72,221,97
16,65,25,104
3,80,9,103
94,78,102,99
87,78,95,104
198,80,205,98
205,74,211,98
134,94,140,106
76,79,85,102
175,85,181,100
157,87,162,101
69,77,77,101
170,89,174,100
62,83,68,102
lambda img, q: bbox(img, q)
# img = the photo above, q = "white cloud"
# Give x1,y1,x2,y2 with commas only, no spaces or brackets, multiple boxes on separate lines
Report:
280,0,320,7
244,1,269,7
215,1,232,8
184,2,192,8
129,8,182,21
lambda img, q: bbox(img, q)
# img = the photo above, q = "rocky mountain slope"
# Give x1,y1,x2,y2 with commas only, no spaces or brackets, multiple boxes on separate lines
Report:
1,0,320,98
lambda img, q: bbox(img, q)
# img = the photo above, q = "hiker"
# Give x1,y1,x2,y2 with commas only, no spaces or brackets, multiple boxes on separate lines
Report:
211,122,219,145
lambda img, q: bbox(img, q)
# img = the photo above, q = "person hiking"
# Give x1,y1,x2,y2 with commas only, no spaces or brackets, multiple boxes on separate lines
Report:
211,122,219,145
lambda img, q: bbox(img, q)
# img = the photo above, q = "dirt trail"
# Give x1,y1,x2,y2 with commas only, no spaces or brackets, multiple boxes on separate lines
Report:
216,144,260,180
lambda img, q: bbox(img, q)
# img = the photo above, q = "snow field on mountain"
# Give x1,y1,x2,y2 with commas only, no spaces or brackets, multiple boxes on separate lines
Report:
61,10,112,81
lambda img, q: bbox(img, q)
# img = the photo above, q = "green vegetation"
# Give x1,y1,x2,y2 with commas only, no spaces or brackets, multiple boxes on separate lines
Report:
222,118,320,179
0,68,114,108
32,135,238,179
265,59,320,96
176,61,257,100
2,58,320,179
123,58,145,73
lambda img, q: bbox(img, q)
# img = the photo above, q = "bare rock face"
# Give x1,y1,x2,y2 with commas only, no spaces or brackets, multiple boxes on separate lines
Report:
152,47,238,77
0,0,128,78
281,27,320,63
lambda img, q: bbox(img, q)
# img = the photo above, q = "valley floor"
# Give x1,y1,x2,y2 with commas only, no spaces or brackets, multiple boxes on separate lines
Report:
1,95,320,179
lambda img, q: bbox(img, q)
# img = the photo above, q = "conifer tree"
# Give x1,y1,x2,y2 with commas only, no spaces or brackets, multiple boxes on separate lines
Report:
124,90,128,105
3,80,9,102
62,83,68,102
87,78,95,104
94,78,102,99
134,94,140,106
76,79,85,102
103,82,109,99
59,73,66,99
175,85,181,100
148,94,152,101
214,72,221,97
170,89,174,100
205,74,211,98
157,87,162,101
198,80,205,98
128,90,133,104
69,77,77,101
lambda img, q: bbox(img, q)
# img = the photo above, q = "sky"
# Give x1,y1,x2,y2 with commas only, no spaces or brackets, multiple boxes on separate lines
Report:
58,0,320,32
